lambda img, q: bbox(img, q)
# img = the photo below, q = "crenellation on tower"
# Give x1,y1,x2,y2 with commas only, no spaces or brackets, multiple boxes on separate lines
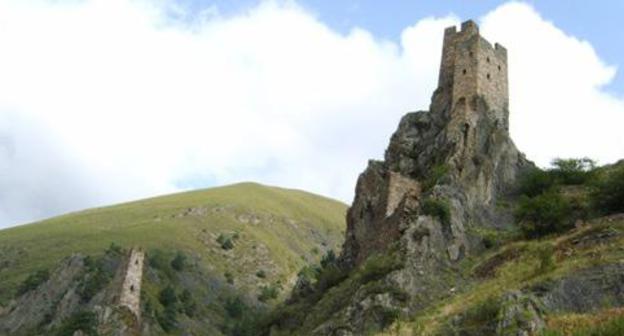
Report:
438,20,509,130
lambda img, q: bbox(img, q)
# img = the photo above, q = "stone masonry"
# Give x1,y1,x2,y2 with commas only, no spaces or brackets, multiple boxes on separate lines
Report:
118,247,145,319
439,20,509,130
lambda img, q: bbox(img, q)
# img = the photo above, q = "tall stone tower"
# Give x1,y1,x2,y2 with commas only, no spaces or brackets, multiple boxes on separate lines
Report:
118,247,145,319
438,20,509,130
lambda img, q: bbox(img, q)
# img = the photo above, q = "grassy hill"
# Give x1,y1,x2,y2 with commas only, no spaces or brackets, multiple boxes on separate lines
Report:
0,182,347,334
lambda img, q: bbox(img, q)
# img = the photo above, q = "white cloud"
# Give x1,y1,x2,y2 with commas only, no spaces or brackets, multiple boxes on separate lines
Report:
480,2,624,166
0,0,621,228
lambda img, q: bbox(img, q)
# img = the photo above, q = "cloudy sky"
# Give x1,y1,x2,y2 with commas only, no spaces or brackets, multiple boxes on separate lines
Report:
0,0,623,229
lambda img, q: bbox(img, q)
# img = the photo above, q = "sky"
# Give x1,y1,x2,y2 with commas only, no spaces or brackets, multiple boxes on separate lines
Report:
0,0,623,229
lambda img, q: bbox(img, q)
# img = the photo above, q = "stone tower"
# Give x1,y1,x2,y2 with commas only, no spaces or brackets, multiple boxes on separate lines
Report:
438,20,509,130
118,247,145,319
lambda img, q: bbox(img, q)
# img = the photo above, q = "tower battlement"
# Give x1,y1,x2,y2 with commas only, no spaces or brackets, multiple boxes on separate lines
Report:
438,20,509,129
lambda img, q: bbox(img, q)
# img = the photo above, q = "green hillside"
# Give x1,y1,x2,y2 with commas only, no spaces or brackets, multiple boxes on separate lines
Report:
0,182,347,334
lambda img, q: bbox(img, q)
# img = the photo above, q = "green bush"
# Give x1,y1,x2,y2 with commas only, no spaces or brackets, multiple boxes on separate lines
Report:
591,165,624,215
422,164,449,191
535,244,556,275
314,264,347,292
148,249,171,271
225,271,234,284
79,266,113,303
255,270,266,278
106,242,123,256
159,285,177,307
55,311,97,336
551,157,596,185
258,283,281,302
460,296,500,333
157,306,178,332
217,233,235,250
320,249,336,268
515,191,573,238
225,296,245,318
180,289,197,317
359,252,403,283
16,269,49,297
421,198,451,225
297,265,320,282
517,168,557,197
171,251,187,271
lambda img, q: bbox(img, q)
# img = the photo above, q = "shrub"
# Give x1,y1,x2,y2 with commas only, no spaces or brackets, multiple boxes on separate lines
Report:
106,242,123,256
551,157,596,185
421,198,451,225
180,289,197,317
591,165,624,215
157,306,178,332
79,265,113,303
517,168,557,197
515,191,573,238
255,270,266,278
535,244,556,275
297,265,320,282
55,311,97,336
422,164,449,191
217,233,235,250
171,251,187,271
460,296,500,334
258,283,281,302
225,271,234,284
225,296,245,318
148,249,169,270
320,249,336,268
159,285,177,307
16,269,49,296
359,252,403,283
315,264,348,292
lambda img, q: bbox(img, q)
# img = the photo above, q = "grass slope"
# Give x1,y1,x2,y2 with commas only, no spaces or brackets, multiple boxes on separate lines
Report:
0,182,347,306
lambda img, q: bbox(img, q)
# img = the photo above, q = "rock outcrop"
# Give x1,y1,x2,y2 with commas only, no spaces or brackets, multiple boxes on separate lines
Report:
0,248,144,336
319,20,533,334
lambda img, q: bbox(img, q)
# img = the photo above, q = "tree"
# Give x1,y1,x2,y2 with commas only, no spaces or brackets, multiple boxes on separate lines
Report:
592,165,624,214
171,251,187,271
159,285,177,307
551,157,596,185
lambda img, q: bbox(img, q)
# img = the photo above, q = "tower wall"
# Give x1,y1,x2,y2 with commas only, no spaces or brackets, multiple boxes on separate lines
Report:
438,20,509,129
118,247,145,319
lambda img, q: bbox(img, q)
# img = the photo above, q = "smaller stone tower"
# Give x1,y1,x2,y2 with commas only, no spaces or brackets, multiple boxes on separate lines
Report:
438,20,509,129
118,247,145,319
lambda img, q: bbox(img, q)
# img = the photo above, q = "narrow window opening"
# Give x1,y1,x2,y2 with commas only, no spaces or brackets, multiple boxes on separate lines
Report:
469,51,474,57
135,259,139,265
130,285,135,292
498,65,501,71
462,69,467,75
486,57,490,63
487,73,491,80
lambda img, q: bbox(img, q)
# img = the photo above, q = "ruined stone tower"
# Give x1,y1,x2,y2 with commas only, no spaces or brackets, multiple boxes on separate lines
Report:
438,20,509,130
118,247,145,319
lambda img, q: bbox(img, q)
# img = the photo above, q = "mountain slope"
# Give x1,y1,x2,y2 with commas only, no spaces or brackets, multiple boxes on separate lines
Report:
0,182,347,335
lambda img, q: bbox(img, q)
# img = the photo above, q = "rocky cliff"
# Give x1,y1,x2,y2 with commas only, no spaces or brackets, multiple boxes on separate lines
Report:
268,21,624,336
268,21,535,335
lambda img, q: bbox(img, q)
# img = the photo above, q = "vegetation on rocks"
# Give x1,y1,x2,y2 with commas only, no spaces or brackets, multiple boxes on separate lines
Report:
0,183,346,335
15,268,49,297
421,198,451,225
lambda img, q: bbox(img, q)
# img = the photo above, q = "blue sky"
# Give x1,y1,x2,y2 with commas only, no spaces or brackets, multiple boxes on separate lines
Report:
0,0,623,228
178,0,624,95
